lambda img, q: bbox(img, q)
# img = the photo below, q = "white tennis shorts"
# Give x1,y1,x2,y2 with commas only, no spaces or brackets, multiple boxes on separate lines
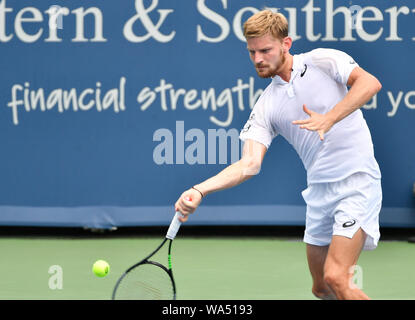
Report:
302,171,382,251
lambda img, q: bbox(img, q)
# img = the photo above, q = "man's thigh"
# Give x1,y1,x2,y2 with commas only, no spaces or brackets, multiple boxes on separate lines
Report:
325,228,367,276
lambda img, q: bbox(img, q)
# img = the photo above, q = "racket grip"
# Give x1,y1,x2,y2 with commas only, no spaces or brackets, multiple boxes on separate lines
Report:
166,212,184,240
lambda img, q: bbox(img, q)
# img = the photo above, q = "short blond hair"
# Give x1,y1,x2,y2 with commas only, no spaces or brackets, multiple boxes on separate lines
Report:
243,10,288,40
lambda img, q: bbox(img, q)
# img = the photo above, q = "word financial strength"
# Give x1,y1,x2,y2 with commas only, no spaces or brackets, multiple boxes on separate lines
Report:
7,77,415,126
1,0,415,44
6,77,263,127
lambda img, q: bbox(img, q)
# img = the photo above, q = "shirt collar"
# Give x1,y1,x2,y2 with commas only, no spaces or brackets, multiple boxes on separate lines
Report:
272,54,302,85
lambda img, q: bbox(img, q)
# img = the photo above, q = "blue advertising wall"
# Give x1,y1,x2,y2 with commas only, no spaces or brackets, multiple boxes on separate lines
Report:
0,0,414,228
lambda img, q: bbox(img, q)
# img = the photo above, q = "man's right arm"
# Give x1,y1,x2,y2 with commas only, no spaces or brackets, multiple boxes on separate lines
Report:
174,139,267,221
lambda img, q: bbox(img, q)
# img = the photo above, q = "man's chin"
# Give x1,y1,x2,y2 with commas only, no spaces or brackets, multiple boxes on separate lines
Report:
256,67,277,78
256,71,272,78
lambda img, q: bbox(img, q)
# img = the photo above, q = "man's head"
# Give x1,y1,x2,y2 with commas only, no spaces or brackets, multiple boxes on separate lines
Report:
243,10,292,78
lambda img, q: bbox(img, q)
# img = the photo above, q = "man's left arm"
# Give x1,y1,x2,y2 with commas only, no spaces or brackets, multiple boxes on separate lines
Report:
326,67,382,125
292,67,382,140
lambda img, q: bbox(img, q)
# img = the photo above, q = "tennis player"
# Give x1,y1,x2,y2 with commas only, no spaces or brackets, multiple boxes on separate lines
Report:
175,10,382,300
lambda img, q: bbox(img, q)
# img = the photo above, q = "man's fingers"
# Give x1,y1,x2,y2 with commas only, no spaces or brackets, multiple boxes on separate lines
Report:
303,104,313,115
178,213,188,223
181,196,194,210
174,200,180,213
297,125,326,140
175,195,195,215
175,190,201,222
176,206,191,216
301,125,318,130
292,119,310,125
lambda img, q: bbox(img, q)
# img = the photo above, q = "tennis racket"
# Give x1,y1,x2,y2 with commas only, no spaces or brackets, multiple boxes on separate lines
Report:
112,211,185,300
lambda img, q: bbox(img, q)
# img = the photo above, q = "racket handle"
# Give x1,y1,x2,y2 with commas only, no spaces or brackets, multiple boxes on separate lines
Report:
166,212,184,240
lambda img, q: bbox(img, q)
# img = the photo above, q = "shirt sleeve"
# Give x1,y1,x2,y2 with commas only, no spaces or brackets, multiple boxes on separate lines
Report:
307,48,359,86
239,100,277,149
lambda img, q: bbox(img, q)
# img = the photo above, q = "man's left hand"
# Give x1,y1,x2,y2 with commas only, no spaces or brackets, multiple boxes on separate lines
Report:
292,104,335,141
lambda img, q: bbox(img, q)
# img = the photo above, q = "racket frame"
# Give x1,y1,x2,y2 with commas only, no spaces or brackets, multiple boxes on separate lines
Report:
111,237,177,300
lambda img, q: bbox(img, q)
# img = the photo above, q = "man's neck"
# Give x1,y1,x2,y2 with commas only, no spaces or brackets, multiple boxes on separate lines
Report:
276,54,293,82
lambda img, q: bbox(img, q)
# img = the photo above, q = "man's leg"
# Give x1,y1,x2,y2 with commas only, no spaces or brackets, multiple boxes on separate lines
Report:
323,228,369,300
306,244,336,300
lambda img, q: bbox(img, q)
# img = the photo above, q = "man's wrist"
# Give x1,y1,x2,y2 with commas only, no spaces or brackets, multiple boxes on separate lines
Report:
325,108,339,125
192,186,205,198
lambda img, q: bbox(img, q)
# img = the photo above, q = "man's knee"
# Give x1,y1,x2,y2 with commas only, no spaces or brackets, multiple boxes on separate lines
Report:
323,267,350,293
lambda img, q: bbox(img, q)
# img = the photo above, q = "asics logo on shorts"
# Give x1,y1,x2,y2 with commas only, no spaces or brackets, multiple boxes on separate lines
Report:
342,219,356,228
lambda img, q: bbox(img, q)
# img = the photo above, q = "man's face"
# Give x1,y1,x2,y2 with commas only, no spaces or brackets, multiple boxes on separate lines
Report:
246,34,286,78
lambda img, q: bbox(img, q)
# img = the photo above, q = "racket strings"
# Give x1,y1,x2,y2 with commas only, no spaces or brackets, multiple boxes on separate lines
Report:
115,263,174,300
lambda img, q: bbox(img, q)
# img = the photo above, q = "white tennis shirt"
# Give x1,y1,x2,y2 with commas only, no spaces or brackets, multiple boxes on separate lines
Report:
239,48,381,184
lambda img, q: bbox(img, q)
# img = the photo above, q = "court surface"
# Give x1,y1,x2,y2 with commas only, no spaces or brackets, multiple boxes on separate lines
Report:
0,230,414,300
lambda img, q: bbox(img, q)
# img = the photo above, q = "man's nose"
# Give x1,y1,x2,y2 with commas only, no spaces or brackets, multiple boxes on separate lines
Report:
253,52,263,65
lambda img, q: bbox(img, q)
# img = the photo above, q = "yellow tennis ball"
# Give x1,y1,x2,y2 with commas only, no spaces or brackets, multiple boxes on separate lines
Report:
93,260,110,277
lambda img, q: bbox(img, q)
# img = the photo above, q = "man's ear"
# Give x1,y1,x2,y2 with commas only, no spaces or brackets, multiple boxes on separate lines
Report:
282,36,292,53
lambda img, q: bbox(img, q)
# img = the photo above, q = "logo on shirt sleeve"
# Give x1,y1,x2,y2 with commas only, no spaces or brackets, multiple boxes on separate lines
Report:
241,123,251,133
241,113,255,133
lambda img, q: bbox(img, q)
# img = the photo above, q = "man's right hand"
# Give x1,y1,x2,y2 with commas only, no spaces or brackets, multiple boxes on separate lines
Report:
174,187,203,222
